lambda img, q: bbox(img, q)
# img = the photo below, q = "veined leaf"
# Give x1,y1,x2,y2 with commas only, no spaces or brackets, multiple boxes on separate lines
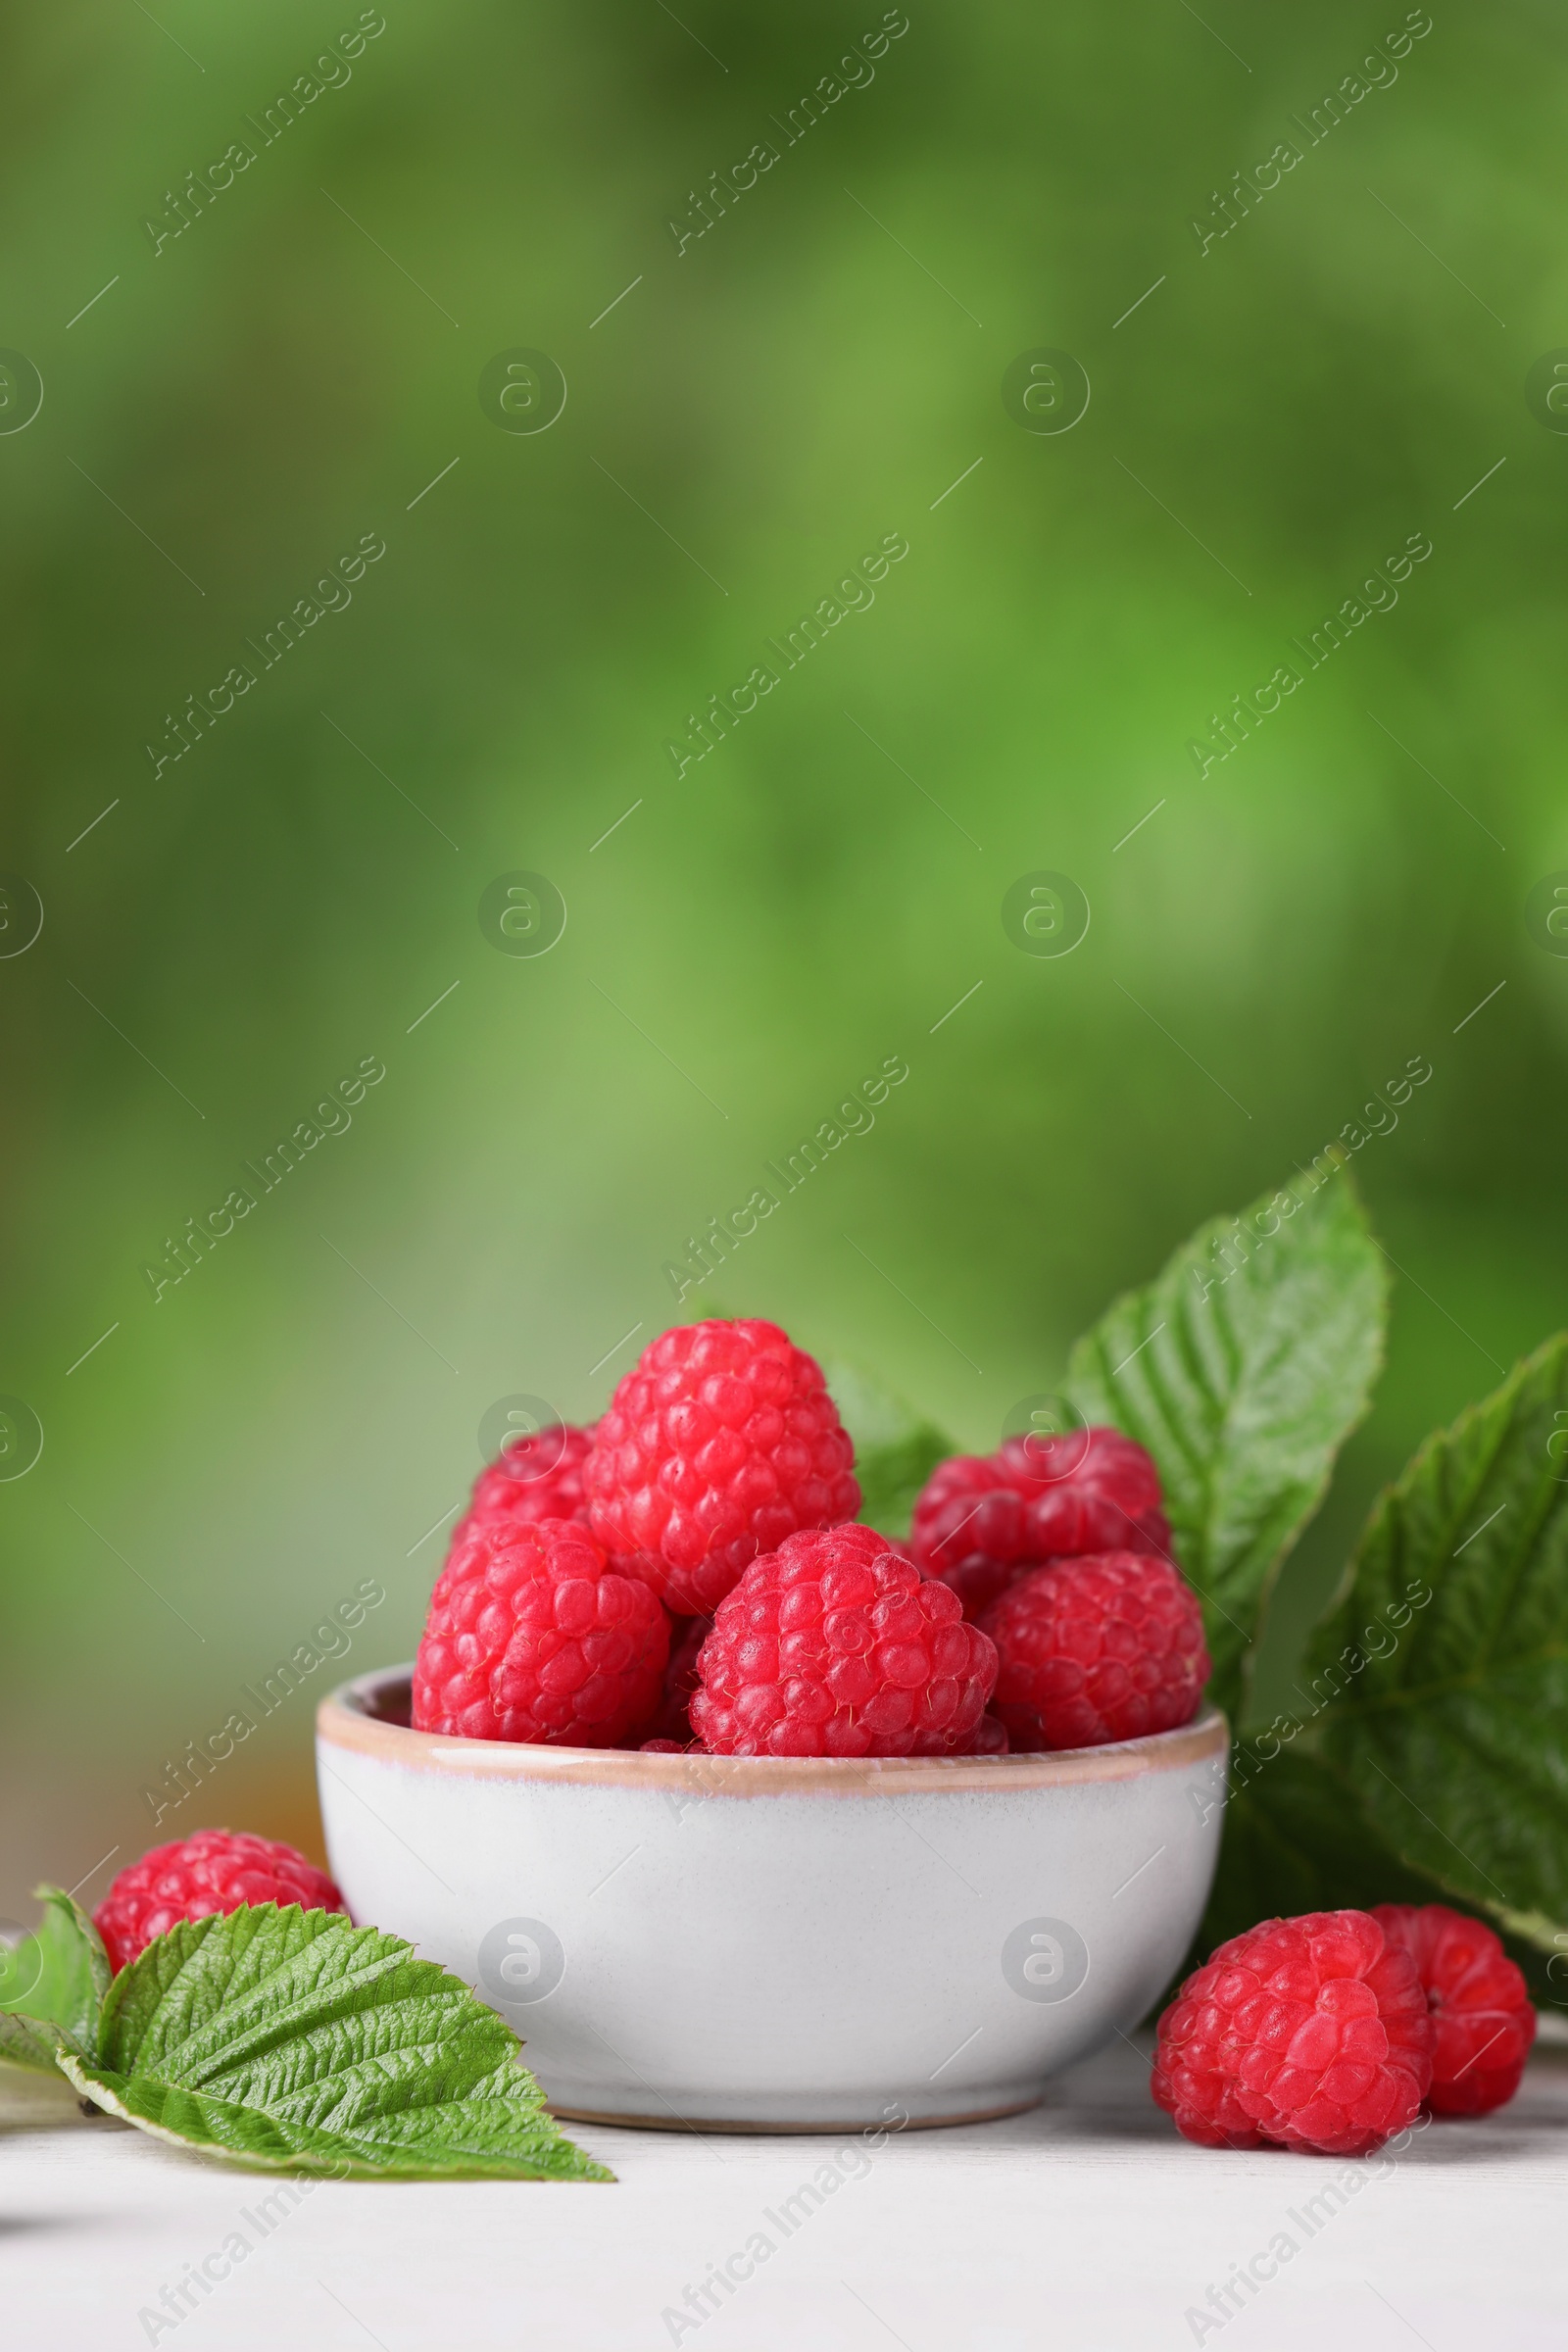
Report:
1065,1162,1387,1719
1189,1746,1567,2010
1199,1747,1454,1949
0,1886,109,2071
57,1905,610,2181
1306,1333,1568,1940
823,1355,956,1540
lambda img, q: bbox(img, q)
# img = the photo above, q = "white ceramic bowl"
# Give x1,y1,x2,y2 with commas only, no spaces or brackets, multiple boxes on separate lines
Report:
318,1665,1226,2131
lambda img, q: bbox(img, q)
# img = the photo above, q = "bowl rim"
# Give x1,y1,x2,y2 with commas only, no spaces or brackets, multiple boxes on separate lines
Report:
318,1663,1229,1796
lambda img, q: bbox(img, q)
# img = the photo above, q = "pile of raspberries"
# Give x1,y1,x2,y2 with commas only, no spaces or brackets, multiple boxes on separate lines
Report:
91,1318,1537,2145
410,1316,1211,1762
1153,1901,1537,2145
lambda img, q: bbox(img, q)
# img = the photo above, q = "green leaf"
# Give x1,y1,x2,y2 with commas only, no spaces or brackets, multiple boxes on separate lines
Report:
1200,1748,1451,1952
0,1886,109,2071
0,2012,64,2075
1305,1332,1568,1942
56,1904,611,2181
1065,1161,1388,1720
1211,1747,1568,2010
1189,1747,1567,2011
823,1355,956,1540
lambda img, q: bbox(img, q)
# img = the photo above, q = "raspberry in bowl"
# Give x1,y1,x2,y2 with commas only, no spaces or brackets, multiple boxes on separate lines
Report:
980,1551,1211,1753
912,1426,1172,1619
413,1515,668,1749
583,1317,860,1616
319,1322,1223,2130
319,1645,1223,2130
452,1419,597,1549
690,1524,998,1757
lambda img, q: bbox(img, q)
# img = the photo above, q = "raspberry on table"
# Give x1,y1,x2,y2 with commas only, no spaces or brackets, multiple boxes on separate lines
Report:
452,1420,596,1550
912,1428,1172,1618
94,1831,346,1975
689,1523,997,1758
1152,1909,1434,2154
979,1550,1209,1751
584,1318,860,1617
1372,1903,1537,2116
414,1516,668,1747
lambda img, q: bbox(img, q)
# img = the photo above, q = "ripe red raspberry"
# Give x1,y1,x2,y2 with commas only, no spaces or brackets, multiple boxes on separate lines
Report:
1372,1903,1536,2115
970,1713,1009,1755
452,1420,596,1550
584,1319,860,1617
1152,1910,1434,2154
413,1517,668,1747
911,1428,1171,1617
690,1523,997,1758
640,1613,712,1746
94,1831,346,1975
979,1551,1208,1751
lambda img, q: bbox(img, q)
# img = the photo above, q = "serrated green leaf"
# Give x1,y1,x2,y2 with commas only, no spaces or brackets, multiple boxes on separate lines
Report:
1065,1163,1388,1719
823,1355,956,1540
1200,1748,1452,1951
1305,1332,1568,1943
58,1905,611,2181
0,2012,65,2074
1189,1747,1566,2011
0,1885,109,2070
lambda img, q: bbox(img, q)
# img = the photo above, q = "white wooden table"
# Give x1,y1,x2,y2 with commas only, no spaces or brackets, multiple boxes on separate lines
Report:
5,2037,1566,2350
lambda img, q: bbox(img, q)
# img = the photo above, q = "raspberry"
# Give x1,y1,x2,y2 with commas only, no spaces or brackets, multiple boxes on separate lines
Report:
641,1613,712,1746
1372,1903,1537,2116
584,1319,860,1617
639,1738,685,1753
94,1831,346,1975
979,1551,1209,1751
451,1420,596,1550
413,1517,668,1747
689,1523,997,1758
970,1713,1009,1755
912,1428,1171,1617
1152,1909,1434,2154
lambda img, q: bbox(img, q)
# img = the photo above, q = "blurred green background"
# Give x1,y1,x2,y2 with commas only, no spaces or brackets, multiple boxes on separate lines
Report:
4,0,1566,1914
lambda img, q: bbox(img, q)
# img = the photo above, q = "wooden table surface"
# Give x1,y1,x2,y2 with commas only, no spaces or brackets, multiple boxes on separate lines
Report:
5,2035,1566,2350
